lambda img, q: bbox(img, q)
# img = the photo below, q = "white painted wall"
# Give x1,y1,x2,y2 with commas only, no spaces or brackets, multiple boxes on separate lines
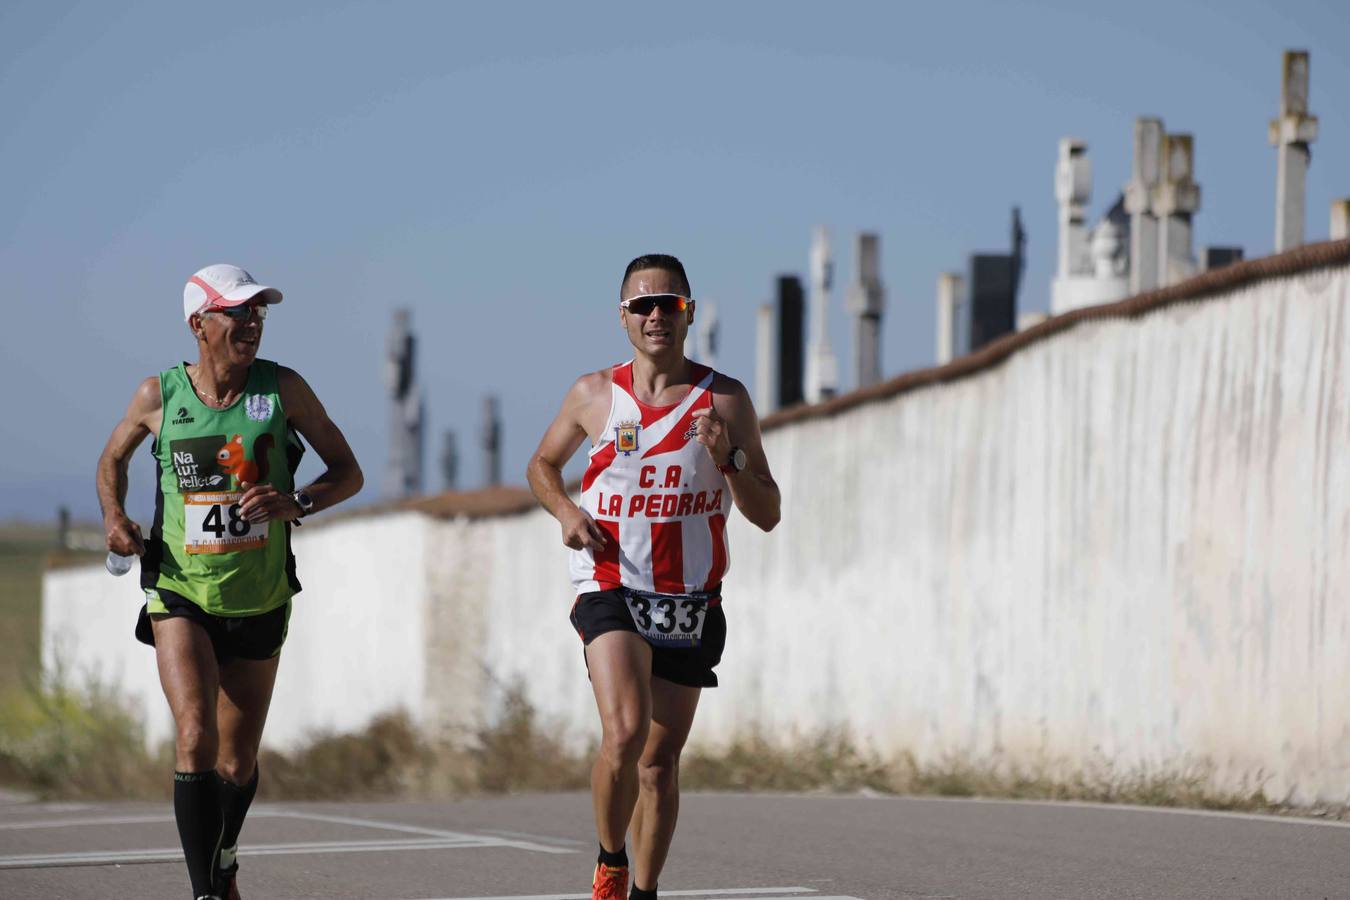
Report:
44,261,1350,803
42,561,171,745
273,513,430,746
41,512,435,749
703,262,1350,806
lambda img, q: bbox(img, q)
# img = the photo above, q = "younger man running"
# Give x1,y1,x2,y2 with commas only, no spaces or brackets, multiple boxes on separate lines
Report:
527,254,780,899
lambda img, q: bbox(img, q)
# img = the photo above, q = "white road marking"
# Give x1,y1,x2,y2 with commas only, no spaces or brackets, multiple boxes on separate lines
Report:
0,808,573,855
0,808,474,835
402,889,830,900
420,896,864,900
476,828,586,848
0,813,177,830
266,810,574,854
898,795,1350,829
0,810,578,871
0,833,569,870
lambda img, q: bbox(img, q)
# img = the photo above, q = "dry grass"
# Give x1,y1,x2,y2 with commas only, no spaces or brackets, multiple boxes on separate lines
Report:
682,729,892,793
0,667,171,799
0,677,1324,819
683,731,1281,813
258,688,590,800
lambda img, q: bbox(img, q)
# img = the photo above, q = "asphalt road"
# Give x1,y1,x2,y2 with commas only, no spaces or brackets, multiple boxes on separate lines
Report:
0,791,1346,899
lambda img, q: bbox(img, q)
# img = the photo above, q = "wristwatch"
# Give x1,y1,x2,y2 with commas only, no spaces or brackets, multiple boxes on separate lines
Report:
291,489,315,517
718,446,747,475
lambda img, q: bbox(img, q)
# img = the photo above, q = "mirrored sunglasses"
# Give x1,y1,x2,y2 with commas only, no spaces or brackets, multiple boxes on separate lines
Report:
205,303,268,322
620,294,690,316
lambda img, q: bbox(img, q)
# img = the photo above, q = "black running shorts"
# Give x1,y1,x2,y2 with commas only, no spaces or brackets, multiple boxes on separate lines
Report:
570,586,726,688
136,588,290,664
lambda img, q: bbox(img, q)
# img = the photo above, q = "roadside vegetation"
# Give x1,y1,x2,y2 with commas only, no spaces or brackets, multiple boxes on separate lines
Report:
0,523,73,697
0,672,1322,819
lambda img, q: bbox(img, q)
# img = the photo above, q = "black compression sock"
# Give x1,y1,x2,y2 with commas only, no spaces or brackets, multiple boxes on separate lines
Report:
631,885,658,899
217,765,259,868
598,843,629,868
173,770,224,898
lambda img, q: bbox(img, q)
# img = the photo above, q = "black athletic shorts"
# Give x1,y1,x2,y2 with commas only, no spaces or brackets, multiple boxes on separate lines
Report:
135,588,291,664
569,586,726,688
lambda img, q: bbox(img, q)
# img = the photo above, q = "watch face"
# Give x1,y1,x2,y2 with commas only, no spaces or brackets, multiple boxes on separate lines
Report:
295,491,314,510
732,448,747,471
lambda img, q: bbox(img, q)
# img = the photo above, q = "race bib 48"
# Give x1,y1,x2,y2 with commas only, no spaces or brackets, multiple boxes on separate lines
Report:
183,491,266,554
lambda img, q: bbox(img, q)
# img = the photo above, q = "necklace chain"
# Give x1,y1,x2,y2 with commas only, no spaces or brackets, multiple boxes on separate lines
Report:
189,368,239,407
195,383,226,405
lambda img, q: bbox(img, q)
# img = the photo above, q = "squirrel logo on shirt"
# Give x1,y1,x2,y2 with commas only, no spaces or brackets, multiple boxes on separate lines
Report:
216,434,275,488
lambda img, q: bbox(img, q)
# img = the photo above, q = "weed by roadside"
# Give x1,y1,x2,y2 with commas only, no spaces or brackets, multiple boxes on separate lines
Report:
0,677,1325,820
0,671,170,799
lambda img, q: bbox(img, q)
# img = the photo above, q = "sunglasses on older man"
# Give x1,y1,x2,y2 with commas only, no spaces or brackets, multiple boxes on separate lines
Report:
619,294,690,316
204,303,268,322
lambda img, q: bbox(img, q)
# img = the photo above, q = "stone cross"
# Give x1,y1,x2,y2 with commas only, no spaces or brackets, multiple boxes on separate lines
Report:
804,225,839,403
1155,133,1201,286
694,298,719,371
384,308,423,499
755,302,777,414
936,272,965,365
1332,200,1350,241
481,395,501,488
846,233,885,389
1125,117,1163,295
440,430,458,492
1270,50,1318,252
1055,138,1091,280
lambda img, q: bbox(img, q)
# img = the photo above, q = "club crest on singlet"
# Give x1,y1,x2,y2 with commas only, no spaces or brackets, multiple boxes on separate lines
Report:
244,394,274,422
615,421,641,455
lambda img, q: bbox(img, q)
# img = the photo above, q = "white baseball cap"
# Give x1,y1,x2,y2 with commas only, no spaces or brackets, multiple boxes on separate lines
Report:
182,264,284,321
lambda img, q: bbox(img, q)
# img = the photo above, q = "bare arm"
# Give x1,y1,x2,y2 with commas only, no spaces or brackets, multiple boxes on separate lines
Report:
238,367,364,523
96,377,163,555
691,377,780,532
526,372,610,551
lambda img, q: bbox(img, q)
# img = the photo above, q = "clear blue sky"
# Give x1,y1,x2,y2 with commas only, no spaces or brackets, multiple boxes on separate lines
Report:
2,0,1346,523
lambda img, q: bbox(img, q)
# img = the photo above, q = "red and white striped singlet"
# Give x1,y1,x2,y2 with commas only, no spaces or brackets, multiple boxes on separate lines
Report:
570,361,731,595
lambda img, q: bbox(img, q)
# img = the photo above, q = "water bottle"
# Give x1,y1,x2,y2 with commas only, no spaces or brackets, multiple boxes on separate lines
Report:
105,552,135,576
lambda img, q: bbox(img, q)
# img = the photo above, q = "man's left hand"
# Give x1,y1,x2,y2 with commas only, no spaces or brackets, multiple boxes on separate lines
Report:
691,406,731,467
238,482,302,524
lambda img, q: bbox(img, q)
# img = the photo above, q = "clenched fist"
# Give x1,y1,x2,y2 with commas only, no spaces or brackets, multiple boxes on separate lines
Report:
690,406,731,467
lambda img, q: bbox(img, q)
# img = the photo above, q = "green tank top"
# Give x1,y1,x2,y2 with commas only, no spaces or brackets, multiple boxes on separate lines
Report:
141,359,304,616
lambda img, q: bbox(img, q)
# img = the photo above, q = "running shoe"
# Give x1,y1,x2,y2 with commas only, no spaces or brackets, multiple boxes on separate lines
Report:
216,862,241,900
591,862,628,900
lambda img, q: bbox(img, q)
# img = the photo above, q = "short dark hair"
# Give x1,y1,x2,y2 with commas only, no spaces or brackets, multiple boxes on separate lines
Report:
620,254,691,299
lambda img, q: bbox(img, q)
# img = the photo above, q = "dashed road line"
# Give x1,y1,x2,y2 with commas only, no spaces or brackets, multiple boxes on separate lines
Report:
401,889,843,900
0,834,566,870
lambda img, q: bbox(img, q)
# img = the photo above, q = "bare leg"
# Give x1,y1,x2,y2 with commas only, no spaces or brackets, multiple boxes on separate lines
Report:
153,616,221,771
152,616,223,898
631,677,700,891
216,655,280,785
585,631,653,854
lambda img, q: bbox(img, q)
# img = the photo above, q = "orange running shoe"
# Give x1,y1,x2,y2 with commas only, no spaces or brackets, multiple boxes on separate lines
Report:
591,862,628,900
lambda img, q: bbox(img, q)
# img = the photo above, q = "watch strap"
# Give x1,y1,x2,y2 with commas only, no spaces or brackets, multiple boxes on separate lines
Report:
718,447,746,475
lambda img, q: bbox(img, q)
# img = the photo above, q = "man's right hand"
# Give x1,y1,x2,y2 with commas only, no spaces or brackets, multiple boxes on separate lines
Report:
559,506,608,551
105,513,146,557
